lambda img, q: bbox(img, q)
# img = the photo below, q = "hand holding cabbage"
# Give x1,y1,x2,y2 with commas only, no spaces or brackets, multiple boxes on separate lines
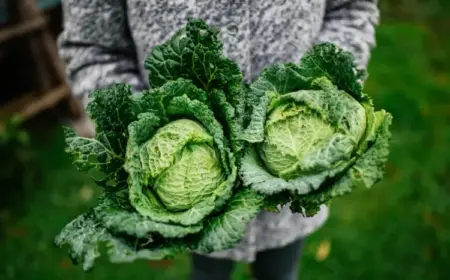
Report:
55,19,392,270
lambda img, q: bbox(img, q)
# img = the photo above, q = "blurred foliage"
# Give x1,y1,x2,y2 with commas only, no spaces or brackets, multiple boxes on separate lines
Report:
380,0,450,21
0,116,30,145
1,2,450,280
0,116,39,237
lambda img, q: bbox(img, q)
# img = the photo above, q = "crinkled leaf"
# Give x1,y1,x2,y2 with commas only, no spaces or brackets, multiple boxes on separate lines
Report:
134,79,210,121
128,180,218,226
242,43,371,143
127,113,162,148
94,193,204,238
240,92,272,143
193,188,264,253
298,43,369,102
87,84,136,155
352,111,392,188
249,63,308,99
210,89,244,157
70,83,137,189
64,127,127,190
144,27,190,88
240,147,351,196
142,120,214,181
123,112,162,204
145,18,242,92
270,77,368,141
54,212,182,271
227,83,247,124
227,84,248,146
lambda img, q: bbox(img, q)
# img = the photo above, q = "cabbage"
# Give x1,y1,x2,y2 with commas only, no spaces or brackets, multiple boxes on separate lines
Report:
55,19,263,271
240,43,392,216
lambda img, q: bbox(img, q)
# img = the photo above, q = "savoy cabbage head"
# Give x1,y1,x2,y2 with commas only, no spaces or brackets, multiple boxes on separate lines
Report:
55,19,264,270
240,43,392,216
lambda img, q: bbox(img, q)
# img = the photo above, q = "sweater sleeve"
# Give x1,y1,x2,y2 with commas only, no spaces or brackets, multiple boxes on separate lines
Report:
58,0,145,107
315,0,380,68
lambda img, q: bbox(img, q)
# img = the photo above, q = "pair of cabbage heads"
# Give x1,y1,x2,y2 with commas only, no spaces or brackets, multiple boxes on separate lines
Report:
55,19,392,270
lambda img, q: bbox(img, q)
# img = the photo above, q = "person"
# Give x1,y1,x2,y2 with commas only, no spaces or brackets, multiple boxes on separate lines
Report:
58,1,379,279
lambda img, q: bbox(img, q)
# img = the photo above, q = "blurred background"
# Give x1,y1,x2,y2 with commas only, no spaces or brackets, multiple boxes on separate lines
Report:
1,0,450,279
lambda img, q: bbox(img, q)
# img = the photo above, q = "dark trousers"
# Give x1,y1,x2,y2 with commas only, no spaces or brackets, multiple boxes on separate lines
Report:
190,238,305,280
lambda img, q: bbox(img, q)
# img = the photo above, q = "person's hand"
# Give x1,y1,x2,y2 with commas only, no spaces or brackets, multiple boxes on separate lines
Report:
71,113,95,138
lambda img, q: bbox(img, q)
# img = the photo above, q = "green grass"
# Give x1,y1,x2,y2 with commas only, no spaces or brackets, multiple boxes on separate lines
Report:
1,20,450,280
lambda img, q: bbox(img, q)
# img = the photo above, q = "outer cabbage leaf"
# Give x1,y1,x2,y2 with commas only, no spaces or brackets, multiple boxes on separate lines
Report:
93,192,204,239
133,78,210,121
240,147,352,196
63,84,139,190
87,84,137,154
210,87,246,158
63,128,125,189
55,188,264,271
193,188,265,253
145,18,242,93
54,211,183,271
298,43,369,102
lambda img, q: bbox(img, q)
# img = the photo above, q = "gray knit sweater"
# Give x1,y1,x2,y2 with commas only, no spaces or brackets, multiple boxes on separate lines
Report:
58,0,379,263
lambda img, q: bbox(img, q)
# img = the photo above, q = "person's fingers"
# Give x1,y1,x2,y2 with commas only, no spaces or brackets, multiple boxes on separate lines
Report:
72,114,95,138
